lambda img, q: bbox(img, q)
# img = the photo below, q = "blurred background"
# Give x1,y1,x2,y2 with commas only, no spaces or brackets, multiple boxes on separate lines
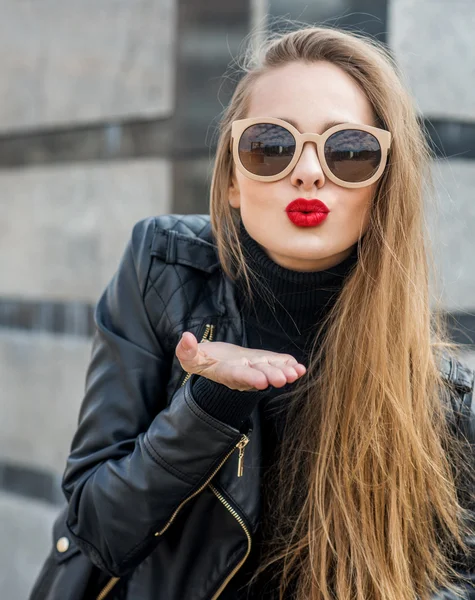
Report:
0,1,474,598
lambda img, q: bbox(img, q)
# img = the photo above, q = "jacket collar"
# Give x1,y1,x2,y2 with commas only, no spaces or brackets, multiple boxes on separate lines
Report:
150,225,220,274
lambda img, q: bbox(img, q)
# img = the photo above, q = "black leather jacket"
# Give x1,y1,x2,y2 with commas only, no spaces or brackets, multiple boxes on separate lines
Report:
46,215,475,599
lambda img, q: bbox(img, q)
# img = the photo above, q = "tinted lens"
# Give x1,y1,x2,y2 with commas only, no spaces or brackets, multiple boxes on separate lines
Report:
324,130,382,183
238,123,296,176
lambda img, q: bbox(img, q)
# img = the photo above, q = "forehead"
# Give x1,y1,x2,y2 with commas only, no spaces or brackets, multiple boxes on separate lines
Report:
247,61,376,131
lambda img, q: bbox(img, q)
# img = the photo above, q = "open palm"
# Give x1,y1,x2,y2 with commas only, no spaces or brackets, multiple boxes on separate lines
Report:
175,331,306,392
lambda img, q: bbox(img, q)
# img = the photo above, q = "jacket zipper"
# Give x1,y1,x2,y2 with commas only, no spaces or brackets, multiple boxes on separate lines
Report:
185,323,252,597
181,322,252,596
96,323,251,600
209,484,252,599
96,577,120,600
95,434,248,600
154,433,249,537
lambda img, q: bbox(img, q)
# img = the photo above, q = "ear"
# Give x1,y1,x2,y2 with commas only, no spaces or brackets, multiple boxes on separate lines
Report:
229,173,241,209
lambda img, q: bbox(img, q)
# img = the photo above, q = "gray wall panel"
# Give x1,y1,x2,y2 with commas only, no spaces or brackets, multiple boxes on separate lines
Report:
0,330,91,475
389,0,475,121
0,491,60,600
0,0,176,132
427,158,475,312
0,159,172,302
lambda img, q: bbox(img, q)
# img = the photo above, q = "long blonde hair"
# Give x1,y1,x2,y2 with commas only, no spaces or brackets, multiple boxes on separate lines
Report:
209,25,474,600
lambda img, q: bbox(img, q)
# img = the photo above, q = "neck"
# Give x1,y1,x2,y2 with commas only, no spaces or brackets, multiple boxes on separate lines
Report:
235,220,359,337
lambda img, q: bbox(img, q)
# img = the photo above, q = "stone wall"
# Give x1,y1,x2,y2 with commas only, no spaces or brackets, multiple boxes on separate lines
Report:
0,0,176,131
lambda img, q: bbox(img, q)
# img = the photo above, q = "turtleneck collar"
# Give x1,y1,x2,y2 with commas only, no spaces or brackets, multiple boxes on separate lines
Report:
235,220,359,338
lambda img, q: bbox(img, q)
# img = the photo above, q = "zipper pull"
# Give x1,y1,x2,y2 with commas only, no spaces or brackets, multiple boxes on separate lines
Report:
236,435,249,477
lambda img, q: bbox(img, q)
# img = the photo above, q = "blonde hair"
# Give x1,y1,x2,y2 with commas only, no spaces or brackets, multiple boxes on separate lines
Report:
209,25,474,600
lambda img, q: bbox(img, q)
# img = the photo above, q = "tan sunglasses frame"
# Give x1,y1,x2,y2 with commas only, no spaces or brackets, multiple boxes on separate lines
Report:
230,117,392,189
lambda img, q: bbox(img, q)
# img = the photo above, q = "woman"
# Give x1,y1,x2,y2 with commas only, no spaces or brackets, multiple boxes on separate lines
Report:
31,26,474,600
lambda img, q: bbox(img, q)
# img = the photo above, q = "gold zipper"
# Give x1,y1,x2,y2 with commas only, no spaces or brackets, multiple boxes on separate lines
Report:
154,433,249,537
177,322,253,596
96,577,120,600
209,484,252,600
236,437,248,478
97,323,252,600
180,323,215,388
95,434,248,600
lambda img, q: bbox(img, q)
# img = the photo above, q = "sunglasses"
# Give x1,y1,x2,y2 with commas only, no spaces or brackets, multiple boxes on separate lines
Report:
230,117,391,189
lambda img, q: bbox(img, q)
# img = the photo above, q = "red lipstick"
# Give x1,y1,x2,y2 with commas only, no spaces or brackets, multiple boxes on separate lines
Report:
285,198,330,227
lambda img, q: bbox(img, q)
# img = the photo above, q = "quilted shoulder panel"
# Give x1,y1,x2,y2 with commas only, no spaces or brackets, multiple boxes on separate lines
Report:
141,214,226,341
150,214,220,274
153,214,213,242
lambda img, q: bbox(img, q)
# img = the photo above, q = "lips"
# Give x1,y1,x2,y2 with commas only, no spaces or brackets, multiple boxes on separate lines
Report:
285,198,330,227
285,198,330,213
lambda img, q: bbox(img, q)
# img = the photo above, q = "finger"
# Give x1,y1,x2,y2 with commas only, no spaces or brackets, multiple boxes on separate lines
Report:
271,363,300,381
264,359,306,383
285,362,306,377
280,355,303,368
175,332,199,365
215,363,269,391
276,358,307,377
295,363,306,376
249,362,287,388
267,359,298,376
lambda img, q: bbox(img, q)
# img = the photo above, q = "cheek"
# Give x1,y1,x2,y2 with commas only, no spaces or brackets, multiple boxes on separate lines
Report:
239,176,268,201
353,187,375,230
337,187,374,230
236,176,281,214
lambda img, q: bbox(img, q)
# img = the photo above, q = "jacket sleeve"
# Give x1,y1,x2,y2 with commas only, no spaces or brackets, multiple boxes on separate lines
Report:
434,378,475,599
61,218,243,577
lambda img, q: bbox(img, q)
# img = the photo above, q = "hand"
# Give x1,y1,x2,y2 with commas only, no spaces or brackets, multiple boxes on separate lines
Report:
175,332,307,392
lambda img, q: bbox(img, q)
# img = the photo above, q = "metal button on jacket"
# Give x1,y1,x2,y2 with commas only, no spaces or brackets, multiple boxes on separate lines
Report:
56,537,70,553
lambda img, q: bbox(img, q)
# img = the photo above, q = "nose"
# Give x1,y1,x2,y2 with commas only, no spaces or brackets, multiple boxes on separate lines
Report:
290,141,326,190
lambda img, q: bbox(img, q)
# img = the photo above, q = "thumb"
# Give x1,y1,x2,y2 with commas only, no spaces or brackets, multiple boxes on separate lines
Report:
176,331,198,364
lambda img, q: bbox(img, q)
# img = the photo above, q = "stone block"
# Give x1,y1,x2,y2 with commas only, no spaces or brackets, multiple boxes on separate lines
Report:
426,158,475,312
0,159,172,302
0,330,91,475
389,0,475,120
0,491,60,600
0,0,176,132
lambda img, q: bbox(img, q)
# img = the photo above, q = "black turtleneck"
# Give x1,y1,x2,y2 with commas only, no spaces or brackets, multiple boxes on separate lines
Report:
191,221,359,599
192,220,359,430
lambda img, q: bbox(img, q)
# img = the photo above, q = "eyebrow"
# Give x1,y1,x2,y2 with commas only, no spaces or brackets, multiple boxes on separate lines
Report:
277,117,350,132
